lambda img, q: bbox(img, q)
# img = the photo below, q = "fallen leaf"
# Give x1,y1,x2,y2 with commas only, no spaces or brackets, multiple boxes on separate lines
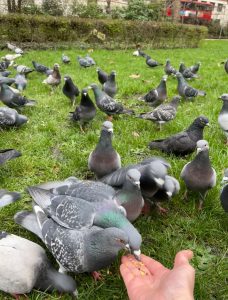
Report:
129,74,140,79
132,131,140,137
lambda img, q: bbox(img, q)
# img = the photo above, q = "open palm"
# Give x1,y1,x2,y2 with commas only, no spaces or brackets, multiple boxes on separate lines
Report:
120,250,195,300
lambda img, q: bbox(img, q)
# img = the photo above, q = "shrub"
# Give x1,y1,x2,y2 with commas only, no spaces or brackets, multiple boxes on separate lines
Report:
42,0,63,16
71,1,107,19
0,14,208,49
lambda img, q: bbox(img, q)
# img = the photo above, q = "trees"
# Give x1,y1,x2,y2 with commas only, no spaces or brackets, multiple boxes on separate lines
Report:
7,0,24,13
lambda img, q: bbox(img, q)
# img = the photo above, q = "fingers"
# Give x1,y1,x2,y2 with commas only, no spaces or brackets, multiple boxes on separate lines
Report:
120,255,151,278
140,254,165,275
120,264,134,286
174,250,194,268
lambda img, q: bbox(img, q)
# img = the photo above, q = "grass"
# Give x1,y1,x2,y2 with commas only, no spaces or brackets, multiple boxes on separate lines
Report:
0,39,228,300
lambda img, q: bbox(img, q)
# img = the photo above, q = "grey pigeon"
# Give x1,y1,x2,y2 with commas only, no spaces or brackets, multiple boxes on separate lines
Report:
0,61,10,71
149,116,209,156
103,71,117,98
164,59,177,76
36,171,143,223
218,94,228,145
7,42,23,54
101,158,170,209
181,140,216,210
151,175,180,213
224,59,228,74
63,75,80,106
176,72,206,100
0,71,11,77
0,83,36,109
77,56,91,68
62,54,71,64
0,149,21,165
70,88,96,132
0,190,21,208
13,64,33,76
142,75,167,106
139,96,181,130
179,62,187,73
85,54,96,66
97,67,108,84
145,55,163,68
0,231,77,297
89,83,134,118
189,62,201,74
15,206,133,274
0,77,15,85
42,63,61,89
15,73,27,91
182,68,198,79
32,61,52,75
0,107,27,128
88,121,121,178
220,169,228,212
26,187,142,256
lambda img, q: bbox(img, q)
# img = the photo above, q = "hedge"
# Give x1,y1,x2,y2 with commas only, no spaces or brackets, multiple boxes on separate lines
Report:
0,14,208,49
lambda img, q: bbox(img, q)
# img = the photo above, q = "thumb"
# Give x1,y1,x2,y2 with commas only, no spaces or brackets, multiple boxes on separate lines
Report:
174,250,193,268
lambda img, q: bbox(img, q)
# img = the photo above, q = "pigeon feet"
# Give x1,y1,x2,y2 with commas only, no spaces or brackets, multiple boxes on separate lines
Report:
183,190,189,201
92,271,102,281
141,202,151,215
79,125,85,134
225,139,228,146
198,200,203,211
156,203,168,214
12,294,28,300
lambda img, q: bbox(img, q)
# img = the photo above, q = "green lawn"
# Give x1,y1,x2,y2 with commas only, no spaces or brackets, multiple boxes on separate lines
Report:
0,40,228,300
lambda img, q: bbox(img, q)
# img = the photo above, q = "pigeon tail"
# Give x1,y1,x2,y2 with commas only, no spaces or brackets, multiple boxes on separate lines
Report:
0,190,21,208
0,149,21,165
148,140,164,150
25,99,37,106
14,210,43,240
27,186,52,210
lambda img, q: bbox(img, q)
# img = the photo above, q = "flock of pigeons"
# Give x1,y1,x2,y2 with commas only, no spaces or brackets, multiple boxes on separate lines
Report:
0,42,227,298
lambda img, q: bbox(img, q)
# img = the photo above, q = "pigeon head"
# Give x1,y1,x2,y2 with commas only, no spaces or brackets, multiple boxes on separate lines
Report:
164,176,180,199
162,75,168,81
190,116,210,129
82,88,88,96
171,95,181,104
126,169,141,188
64,75,71,81
175,72,183,78
96,67,100,72
16,113,28,126
102,121,113,133
53,63,60,70
219,94,228,101
144,161,167,188
196,140,209,154
166,59,170,63
89,83,98,90
222,169,228,183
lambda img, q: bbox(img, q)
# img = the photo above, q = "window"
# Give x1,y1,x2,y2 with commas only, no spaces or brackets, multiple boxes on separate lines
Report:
217,4,223,12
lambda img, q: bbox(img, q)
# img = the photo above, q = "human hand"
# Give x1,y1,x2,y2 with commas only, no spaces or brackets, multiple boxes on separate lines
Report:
120,250,195,300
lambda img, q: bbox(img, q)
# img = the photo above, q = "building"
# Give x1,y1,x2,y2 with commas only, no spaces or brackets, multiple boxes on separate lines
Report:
209,0,228,26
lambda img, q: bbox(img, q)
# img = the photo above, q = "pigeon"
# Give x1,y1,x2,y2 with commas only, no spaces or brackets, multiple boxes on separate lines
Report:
142,75,167,106
1,54,21,61
62,54,71,64
0,231,77,297
179,62,187,73
89,83,134,118
0,83,36,109
224,59,228,74
0,107,28,128
164,59,177,76
101,158,170,210
150,175,180,213
0,77,15,85
189,62,201,74
182,68,198,79
15,206,134,275
62,75,80,106
13,65,34,76
0,61,10,71
181,140,216,210
6,42,23,54
88,121,121,178
77,56,91,68
85,54,96,65
14,73,27,91
133,48,146,57
42,63,61,89
0,190,21,208
6,42,17,51
0,71,11,77
32,61,52,75
103,71,117,98
36,171,143,223
0,149,21,165
97,67,108,84
176,72,206,100
149,116,210,156
70,87,96,132
139,96,181,130
145,55,163,68
218,94,228,145
220,169,228,213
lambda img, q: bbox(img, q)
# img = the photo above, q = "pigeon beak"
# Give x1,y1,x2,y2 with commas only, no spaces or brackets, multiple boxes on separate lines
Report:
222,176,228,183
72,289,79,299
107,128,113,133
133,249,141,261
205,123,210,127
166,191,172,198
154,178,165,187
88,86,92,90
134,181,140,188
83,92,87,96
197,147,203,153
